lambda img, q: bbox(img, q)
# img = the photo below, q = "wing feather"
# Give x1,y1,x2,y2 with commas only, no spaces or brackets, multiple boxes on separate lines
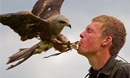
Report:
0,11,48,41
32,0,64,19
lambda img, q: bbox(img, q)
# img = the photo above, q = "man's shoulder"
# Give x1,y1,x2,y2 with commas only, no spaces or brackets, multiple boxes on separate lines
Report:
114,62,130,78
121,63,130,67
118,63,130,73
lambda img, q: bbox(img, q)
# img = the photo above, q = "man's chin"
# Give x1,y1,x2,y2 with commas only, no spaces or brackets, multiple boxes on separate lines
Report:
77,50,85,55
77,50,90,57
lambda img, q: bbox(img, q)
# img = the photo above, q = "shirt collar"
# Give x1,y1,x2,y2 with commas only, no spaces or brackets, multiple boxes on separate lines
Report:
89,56,118,75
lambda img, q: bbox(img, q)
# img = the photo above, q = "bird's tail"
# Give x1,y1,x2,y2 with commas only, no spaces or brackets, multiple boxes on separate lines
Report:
6,41,52,70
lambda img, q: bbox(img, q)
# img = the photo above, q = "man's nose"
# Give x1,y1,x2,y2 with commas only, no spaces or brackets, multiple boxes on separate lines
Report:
80,32,84,38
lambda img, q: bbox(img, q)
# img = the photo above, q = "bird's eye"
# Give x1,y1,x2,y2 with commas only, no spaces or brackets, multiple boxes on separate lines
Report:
59,21,66,24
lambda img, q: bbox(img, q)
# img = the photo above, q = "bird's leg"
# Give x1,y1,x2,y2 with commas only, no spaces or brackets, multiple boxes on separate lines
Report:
50,35,71,51
51,38,70,46
55,34,71,50
51,34,70,45
57,34,69,43
50,37,68,52
57,34,79,50
51,34,79,52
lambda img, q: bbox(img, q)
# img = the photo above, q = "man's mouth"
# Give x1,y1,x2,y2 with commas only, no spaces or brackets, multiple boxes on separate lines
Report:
78,40,82,45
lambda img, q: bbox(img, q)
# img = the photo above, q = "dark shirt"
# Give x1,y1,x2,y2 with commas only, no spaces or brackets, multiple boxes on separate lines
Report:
86,56,130,78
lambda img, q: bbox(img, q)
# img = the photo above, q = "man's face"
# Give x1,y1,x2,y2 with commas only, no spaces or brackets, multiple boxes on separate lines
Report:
78,22,105,55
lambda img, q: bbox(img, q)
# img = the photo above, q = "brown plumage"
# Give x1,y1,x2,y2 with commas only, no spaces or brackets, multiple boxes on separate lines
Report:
0,0,71,70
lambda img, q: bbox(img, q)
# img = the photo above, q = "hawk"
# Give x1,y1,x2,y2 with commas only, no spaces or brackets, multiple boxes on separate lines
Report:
0,0,76,70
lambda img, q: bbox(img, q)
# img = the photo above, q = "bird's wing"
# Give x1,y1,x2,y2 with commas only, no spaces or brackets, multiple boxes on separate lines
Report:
0,11,49,41
32,0,64,19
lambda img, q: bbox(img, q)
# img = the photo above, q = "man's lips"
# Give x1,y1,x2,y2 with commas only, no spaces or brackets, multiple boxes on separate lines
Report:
78,41,81,45
78,40,82,44
78,41,82,47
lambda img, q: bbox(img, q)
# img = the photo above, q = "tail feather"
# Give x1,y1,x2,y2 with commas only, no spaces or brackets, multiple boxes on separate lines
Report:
7,42,40,70
7,48,28,64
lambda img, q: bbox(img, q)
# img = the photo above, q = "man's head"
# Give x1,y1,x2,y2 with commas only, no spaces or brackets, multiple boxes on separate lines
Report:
92,15,126,56
78,15,126,56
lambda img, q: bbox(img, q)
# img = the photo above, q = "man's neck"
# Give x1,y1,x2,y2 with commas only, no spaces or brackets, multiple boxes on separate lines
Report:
86,51,111,70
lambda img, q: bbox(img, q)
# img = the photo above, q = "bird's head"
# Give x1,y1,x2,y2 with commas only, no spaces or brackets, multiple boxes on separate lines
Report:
50,15,71,29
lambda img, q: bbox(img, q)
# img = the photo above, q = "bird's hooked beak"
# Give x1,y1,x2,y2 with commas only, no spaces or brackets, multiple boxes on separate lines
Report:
68,24,71,28
66,23,71,29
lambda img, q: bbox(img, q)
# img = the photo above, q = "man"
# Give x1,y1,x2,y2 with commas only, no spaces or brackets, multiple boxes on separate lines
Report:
78,15,130,78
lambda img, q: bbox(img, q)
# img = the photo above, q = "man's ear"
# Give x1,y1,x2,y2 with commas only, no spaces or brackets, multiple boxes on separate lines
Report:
102,36,112,46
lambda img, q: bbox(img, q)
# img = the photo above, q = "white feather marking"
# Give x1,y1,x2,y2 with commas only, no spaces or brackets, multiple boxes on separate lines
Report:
47,8,51,11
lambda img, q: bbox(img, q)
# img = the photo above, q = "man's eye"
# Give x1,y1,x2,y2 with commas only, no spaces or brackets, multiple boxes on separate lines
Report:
87,28,92,33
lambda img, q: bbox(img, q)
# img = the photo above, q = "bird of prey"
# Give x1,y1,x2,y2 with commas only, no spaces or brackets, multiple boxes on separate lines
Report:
0,0,77,70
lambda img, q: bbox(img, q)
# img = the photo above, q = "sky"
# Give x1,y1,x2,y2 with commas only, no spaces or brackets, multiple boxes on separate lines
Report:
0,0,130,78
